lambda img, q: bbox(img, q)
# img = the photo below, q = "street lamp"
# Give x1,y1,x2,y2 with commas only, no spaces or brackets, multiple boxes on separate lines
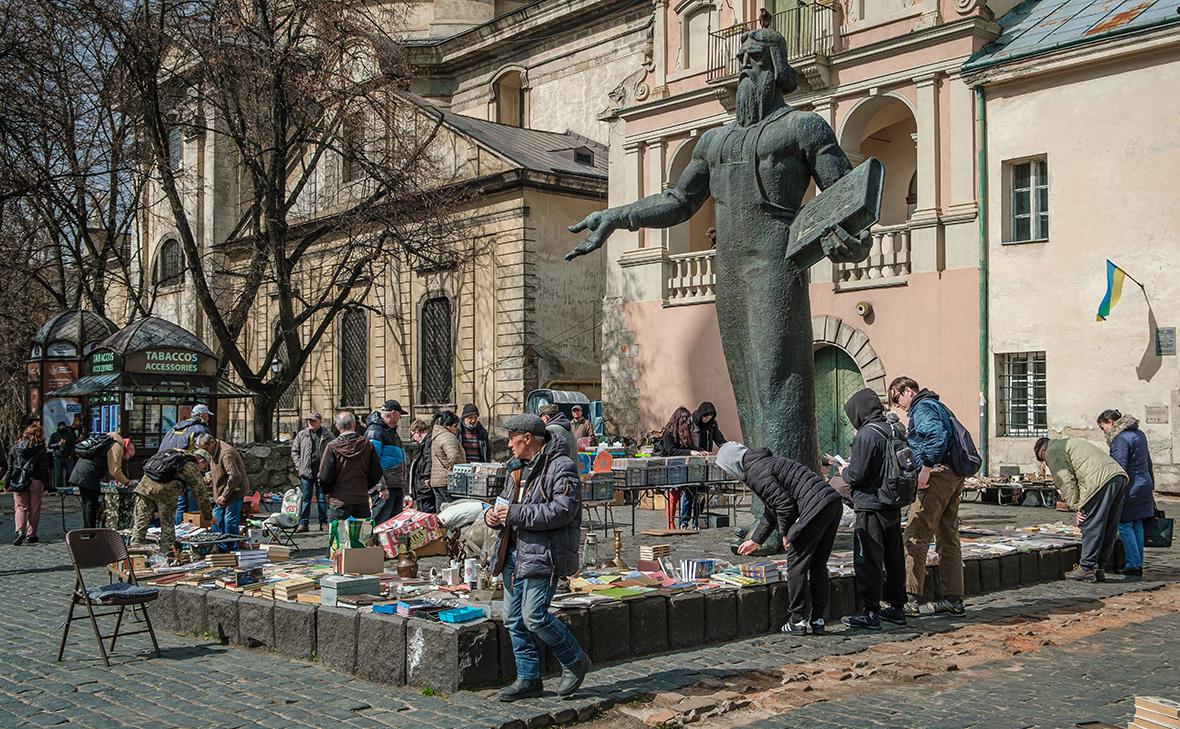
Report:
270,361,283,441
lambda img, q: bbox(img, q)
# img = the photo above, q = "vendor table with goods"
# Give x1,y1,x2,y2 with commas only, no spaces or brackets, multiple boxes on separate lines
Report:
961,476,1060,508
56,482,135,533
610,456,748,534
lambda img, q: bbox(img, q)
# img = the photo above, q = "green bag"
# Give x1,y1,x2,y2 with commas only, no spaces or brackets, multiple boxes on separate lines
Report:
328,517,373,556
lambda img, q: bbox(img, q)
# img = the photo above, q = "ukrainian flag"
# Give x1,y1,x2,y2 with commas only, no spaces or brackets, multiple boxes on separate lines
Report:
1096,259,1128,321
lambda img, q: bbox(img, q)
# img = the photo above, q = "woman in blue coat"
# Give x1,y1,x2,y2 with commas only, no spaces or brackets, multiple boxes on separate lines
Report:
1097,410,1155,576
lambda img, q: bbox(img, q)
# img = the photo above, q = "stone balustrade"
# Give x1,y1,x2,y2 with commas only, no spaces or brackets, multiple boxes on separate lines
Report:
835,222,912,288
664,249,717,306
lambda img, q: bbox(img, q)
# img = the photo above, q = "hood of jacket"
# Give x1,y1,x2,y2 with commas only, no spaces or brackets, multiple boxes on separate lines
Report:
909,388,941,410
547,411,572,431
692,401,718,426
1105,415,1140,445
716,441,749,481
330,431,369,459
366,411,385,429
844,388,885,430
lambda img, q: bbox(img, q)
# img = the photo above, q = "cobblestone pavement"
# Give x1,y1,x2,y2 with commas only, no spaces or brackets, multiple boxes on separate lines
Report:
1,495,1176,728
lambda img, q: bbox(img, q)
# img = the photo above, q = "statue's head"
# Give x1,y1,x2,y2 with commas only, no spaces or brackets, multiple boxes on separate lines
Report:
735,29,798,126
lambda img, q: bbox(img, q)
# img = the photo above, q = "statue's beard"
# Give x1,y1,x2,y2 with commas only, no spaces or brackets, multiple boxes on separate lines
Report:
736,73,776,127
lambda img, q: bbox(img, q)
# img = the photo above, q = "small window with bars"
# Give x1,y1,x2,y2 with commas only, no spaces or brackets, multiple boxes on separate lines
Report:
339,308,368,408
169,127,183,171
1008,158,1048,242
997,351,1047,437
154,239,185,288
420,295,452,405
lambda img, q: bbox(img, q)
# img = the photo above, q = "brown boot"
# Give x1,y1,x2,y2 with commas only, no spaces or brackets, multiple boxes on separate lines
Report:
294,524,309,533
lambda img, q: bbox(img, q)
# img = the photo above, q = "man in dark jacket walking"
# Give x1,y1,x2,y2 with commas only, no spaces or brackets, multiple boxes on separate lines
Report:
839,388,907,629
320,411,383,520
721,441,842,635
889,376,966,617
364,399,408,523
485,413,590,702
290,412,330,532
47,421,76,491
459,403,491,463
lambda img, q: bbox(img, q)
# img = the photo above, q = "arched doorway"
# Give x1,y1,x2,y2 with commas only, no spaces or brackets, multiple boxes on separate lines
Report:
813,345,865,461
665,138,715,253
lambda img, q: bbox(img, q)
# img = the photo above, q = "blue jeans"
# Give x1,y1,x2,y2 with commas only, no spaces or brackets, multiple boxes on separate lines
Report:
213,500,243,551
1119,519,1145,569
174,489,197,525
502,553,585,681
299,477,328,526
679,487,699,528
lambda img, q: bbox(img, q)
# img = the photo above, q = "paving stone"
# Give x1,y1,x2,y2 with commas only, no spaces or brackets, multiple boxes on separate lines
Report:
999,553,1021,589
1039,548,1061,581
1019,551,1040,585
825,575,855,621
274,602,316,661
355,612,406,686
704,590,738,643
589,601,631,662
962,558,981,597
546,607,590,674
667,592,705,650
406,618,498,692
239,596,275,651
629,596,669,656
317,607,358,674
206,590,240,645
173,585,208,638
978,557,1001,593
736,585,768,637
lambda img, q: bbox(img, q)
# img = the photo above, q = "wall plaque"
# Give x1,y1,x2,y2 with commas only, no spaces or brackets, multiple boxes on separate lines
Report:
1155,327,1175,356
1145,406,1168,424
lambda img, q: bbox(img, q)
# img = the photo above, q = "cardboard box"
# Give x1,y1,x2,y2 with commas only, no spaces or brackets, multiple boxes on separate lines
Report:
333,546,385,575
412,538,448,557
183,511,211,528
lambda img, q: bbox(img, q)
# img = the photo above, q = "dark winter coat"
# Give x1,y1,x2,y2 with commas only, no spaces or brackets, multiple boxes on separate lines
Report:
906,389,952,468
158,418,210,452
690,402,727,452
7,440,51,489
842,388,900,512
319,432,383,507
364,412,405,492
409,432,434,498
1106,416,1155,522
545,411,577,460
743,448,842,545
459,421,491,463
489,447,582,580
48,428,76,459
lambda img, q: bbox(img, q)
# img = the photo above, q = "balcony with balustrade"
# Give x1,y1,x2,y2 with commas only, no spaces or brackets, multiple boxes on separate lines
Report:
707,2,839,97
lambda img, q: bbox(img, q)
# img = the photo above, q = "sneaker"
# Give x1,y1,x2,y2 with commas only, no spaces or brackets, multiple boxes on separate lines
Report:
902,599,922,617
497,678,544,702
841,610,881,630
930,598,966,616
25,536,39,544
557,655,592,697
1065,565,1098,583
12,530,25,546
809,618,826,635
878,606,907,625
781,620,808,635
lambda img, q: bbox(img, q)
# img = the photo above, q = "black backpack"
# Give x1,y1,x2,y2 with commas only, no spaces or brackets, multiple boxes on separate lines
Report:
930,401,982,477
143,449,193,482
7,443,34,492
74,433,115,461
866,421,918,507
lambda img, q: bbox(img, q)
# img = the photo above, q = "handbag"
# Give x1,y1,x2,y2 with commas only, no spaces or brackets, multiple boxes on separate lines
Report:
1146,509,1174,548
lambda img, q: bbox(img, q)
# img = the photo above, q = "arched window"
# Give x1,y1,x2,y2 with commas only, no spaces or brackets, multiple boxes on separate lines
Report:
493,71,526,128
339,308,368,407
683,7,713,71
154,239,185,287
420,295,452,404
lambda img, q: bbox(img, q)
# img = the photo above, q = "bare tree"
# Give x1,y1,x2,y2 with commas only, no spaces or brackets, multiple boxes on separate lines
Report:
86,0,469,440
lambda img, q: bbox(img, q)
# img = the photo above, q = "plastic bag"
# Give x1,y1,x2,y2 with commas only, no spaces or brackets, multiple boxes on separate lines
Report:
281,488,301,516
328,517,373,557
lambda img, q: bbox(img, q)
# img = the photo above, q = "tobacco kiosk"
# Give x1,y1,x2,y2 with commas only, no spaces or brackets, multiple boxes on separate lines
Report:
26,310,117,430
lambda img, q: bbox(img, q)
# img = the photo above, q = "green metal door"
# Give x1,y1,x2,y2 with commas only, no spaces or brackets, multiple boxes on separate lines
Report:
814,346,864,461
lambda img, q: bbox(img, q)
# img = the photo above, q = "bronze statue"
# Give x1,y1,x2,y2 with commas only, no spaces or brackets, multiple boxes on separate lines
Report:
568,29,872,472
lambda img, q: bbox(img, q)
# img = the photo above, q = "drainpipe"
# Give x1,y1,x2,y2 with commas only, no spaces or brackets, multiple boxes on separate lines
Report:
975,85,989,475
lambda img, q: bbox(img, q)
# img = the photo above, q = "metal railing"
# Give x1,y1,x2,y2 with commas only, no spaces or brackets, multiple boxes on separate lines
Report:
708,3,838,83
835,222,912,287
665,249,717,306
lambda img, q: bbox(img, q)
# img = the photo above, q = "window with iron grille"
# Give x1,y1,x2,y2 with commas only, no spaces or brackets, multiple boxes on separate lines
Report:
274,323,298,410
420,296,452,405
997,351,1047,437
154,239,184,288
169,127,183,171
339,308,368,407
342,115,365,183
1007,158,1049,242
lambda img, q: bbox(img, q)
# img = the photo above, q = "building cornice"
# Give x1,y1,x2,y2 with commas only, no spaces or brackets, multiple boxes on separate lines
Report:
830,16,1001,68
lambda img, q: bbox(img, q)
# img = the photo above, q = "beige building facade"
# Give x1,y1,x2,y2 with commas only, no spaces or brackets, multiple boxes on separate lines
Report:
964,1,1180,488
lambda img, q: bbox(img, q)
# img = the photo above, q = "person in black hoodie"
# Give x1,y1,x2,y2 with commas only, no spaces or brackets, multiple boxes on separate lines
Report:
690,402,727,451
838,388,907,630
720,441,842,635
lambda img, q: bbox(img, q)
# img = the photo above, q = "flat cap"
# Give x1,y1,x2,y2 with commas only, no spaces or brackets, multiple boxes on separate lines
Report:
503,413,548,438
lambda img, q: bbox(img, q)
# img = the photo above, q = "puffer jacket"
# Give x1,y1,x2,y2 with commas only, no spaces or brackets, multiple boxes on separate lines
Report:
158,418,210,451
136,460,212,518
1106,416,1155,522
7,440,52,488
430,424,465,488
489,447,582,580
409,431,434,498
743,448,842,545
1045,437,1127,511
905,389,952,468
364,412,405,491
842,388,899,512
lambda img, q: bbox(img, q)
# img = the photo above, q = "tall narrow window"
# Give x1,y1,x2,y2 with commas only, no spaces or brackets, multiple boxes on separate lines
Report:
168,127,183,171
494,71,526,128
997,351,1047,437
339,308,368,407
1009,159,1049,242
342,115,365,183
154,239,185,287
274,322,298,410
420,296,452,404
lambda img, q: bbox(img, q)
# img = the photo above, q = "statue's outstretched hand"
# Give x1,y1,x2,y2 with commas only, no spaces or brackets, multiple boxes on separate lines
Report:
566,210,619,261
821,224,872,264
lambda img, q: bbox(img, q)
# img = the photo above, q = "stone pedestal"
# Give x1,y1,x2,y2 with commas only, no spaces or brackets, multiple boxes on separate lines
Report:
737,585,768,637
703,590,738,643
317,607,358,673
174,586,208,638
667,593,705,650
999,553,1021,589
978,558,1001,593
356,613,407,686
629,597,669,656
589,602,631,662
151,586,179,635
274,602,316,661
406,619,499,693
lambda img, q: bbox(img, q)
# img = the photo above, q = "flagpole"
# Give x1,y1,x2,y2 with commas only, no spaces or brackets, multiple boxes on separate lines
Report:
1109,259,1145,289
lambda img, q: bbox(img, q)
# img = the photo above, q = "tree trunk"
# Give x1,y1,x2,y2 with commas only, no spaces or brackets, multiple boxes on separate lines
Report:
252,395,277,443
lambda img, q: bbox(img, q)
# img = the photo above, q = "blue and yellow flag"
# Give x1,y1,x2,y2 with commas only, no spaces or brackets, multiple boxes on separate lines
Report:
1096,259,1132,321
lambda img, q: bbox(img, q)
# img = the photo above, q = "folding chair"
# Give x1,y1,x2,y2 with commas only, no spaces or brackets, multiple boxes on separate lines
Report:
58,529,161,667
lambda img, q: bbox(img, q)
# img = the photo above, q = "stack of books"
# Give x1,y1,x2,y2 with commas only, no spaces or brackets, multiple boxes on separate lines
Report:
738,561,783,584
639,544,673,561
1130,697,1180,729
236,549,268,568
273,577,317,602
264,544,293,562
206,553,238,568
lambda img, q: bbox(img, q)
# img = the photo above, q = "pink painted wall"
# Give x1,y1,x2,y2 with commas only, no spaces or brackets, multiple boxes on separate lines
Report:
620,269,981,442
